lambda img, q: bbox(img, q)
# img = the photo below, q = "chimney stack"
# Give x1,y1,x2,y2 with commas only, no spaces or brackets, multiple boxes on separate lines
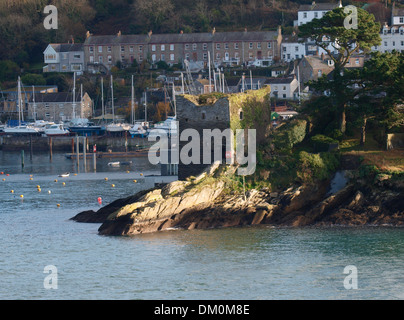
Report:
212,27,216,35
148,30,153,38
117,30,121,37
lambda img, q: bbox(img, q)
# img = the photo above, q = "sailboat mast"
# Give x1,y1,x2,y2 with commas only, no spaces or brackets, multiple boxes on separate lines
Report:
32,85,36,121
101,77,104,119
18,77,22,125
80,84,83,119
208,51,212,93
131,74,135,125
110,75,114,123
72,72,76,120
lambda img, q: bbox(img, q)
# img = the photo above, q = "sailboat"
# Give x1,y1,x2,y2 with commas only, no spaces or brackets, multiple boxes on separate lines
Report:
67,72,104,136
106,75,131,133
128,75,148,137
4,77,40,135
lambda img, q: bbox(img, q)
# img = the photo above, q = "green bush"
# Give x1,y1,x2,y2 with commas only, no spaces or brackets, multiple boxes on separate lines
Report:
311,134,339,152
297,151,340,182
273,119,307,152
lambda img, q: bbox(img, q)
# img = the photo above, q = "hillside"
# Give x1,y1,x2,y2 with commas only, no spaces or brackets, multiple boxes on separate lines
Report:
0,0,388,65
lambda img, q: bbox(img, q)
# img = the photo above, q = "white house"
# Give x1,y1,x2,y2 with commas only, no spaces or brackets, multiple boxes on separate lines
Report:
43,43,85,74
265,76,299,100
281,35,306,62
295,1,342,26
392,4,404,26
371,24,404,53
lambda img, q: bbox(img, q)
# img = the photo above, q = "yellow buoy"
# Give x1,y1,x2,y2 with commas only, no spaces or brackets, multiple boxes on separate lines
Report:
111,184,115,188
54,179,58,182
104,177,108,181
36,185,40,188
2,178,5,181
140,173,143,176
133,180,137,183
37,188,41,192
126,170,130,173
74,173,77,176
62,182,66,186
57,203,60,207
10,190,14,193
29,177,33,180
20,195,24,198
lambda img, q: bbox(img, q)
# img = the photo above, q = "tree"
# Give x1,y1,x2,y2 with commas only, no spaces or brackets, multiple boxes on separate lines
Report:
299,7,381,134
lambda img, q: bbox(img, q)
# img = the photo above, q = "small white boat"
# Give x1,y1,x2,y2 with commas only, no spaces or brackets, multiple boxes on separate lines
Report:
58,172,70,177
129,123,147,136
4,125,40,135
106,123,131,132
45,123,70,136
107,162,120,167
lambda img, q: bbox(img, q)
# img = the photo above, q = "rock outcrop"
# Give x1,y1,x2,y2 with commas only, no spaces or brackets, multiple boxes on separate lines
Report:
72,165,404,236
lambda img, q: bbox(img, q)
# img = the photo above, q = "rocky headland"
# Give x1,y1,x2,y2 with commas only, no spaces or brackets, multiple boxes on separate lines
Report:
71,162,404,236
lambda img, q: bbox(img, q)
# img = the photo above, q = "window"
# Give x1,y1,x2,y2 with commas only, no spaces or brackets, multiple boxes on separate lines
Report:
355,58,359,65
161,44,165,51
185,44,189,50
152,54,156,61
257,43,261,49
287,54,290,60
393,41,396,46
239,111,243,120
45,112,50,118
108,46,111,53
295,46,299,52
216,53,220,59
384,41,388,46
267,42,271,49
121,46,125,52
201,111,206,120
139,54,143,62
283,47,287,52
203,43,207,50
249,42,253,49
139,45,143,52
401,41,404,46
130,46,134,52
152,45,156,51
314,12,318,18
224,43,229,49
170,54,175,61
303,12,307,18
98,46,102,53
89,46,94,53
71,64,81,71
192,43,197,50
249,52,253,59
235,52,239,59
45,104,50,109
318,69,322,77
234,43,239,49
216,43,220,50
89,56,94,63
282,86,286,91
62,65,68,71
400,17,404,23
46,54,56,60
108,56,112,64
161,54,165,61
203,53,207,60
170,44,174,51
185,53,190,60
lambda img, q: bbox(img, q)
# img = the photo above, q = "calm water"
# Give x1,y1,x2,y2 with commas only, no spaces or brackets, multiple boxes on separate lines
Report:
0,150,403,300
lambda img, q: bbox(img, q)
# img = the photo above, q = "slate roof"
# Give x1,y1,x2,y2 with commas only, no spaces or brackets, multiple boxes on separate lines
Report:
298,2,340,11
84,30,279,46
50,43,83,52
29,93,84,103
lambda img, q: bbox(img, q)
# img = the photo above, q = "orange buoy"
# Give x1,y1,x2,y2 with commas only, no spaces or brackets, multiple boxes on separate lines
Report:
97,197,102,205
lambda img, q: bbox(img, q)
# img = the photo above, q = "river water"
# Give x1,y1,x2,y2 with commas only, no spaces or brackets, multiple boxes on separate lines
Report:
0,150,403,300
